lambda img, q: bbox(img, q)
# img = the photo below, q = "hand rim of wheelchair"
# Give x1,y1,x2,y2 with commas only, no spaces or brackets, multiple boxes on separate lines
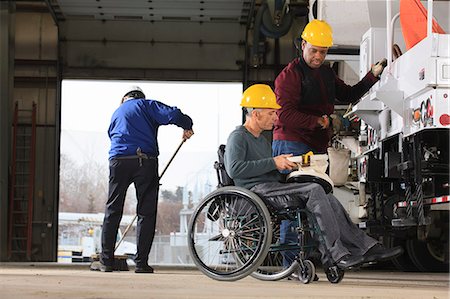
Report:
188,186,273,281
251,257,300,281
250,207,319,281
286,174,333,194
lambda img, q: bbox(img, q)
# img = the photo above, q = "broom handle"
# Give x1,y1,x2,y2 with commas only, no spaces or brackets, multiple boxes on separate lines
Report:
159,139,186,179
114,139,186,252
115,214,137,251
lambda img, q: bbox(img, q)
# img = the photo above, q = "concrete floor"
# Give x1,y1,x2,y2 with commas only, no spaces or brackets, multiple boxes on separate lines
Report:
0,263,449,299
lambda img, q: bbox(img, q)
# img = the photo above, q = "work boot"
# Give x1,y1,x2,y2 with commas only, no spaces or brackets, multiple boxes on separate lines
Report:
135,265,154,274
90,261,113,272
362,244,404,263
336,254,364,270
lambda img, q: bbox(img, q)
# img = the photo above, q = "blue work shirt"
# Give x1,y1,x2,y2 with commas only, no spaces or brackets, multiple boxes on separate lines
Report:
108,98,193,159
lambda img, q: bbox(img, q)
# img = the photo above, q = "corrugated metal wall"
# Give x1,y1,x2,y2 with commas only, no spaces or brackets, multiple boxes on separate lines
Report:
0,1,60,261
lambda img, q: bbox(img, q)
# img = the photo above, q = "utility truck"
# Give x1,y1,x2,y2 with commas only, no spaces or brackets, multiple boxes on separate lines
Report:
334,0,449,272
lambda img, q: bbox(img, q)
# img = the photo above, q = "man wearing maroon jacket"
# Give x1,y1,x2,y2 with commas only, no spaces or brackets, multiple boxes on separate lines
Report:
273,19,386,268
273,19,386,156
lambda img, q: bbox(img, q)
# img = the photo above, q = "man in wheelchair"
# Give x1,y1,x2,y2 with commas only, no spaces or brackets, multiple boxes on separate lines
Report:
223,84,403,271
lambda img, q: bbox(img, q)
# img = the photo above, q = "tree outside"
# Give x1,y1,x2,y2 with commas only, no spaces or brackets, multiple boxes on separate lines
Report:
59,153,184,234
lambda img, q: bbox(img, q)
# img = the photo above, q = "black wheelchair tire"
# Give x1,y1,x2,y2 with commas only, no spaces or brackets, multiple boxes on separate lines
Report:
188,186,273,281
298,259,316,284
325,266,345,283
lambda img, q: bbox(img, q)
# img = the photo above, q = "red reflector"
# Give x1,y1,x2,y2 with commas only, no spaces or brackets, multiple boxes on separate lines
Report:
440,114,450,126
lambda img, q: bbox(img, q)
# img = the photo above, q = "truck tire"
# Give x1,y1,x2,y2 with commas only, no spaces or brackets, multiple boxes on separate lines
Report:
406,238,449,272
387,237,419,272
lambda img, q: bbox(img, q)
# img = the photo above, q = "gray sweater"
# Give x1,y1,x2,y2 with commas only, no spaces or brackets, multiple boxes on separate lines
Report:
224,126,282,189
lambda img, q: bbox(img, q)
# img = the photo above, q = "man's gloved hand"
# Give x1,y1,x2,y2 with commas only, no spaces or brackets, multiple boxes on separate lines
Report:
318,115,330,129
371,58,388,77
330,114,342,134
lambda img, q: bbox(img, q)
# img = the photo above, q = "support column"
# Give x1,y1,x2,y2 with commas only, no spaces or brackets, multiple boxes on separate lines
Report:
0,1,15,261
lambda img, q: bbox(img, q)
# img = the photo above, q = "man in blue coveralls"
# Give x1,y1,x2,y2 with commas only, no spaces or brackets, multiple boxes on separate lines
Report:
93,86,194,273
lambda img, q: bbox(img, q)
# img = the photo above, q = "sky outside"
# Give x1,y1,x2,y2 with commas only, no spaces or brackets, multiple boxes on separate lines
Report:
61,80,243,193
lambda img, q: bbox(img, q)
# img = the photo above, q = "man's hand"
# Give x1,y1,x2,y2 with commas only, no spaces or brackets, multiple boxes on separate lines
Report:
371,58,387,77
273,154,297,171
318,115,330,129
183,129,194,140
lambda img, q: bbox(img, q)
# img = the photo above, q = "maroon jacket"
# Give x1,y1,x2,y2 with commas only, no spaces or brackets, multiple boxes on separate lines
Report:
274,57,379,152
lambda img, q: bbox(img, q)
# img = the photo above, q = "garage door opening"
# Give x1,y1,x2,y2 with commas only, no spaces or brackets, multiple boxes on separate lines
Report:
59,80,242,264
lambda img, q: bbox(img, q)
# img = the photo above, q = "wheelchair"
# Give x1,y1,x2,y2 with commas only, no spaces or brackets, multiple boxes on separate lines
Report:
187,145,345,284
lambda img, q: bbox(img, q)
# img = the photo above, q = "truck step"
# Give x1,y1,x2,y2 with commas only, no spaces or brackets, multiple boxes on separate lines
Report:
391,218,417,227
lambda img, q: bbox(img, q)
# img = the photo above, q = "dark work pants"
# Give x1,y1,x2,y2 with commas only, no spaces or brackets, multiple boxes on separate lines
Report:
251,182,378,265
272,140,316,267
100,157,159,267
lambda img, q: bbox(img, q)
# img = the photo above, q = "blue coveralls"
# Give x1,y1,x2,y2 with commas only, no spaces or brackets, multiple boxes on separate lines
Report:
101,97,192,268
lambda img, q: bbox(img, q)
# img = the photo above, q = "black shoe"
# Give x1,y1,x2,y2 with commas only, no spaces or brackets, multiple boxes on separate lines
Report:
336,254,364,270
90,261,113,272
363,245,404,263
135,265,154,274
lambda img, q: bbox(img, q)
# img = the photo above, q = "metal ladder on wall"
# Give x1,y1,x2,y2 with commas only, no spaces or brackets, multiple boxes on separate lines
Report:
8,102,37,261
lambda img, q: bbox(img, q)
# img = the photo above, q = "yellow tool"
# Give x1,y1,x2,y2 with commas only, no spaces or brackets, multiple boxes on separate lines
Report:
302,151,314,166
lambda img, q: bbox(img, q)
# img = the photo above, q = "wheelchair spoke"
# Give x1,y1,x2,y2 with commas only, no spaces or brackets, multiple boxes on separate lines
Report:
239,215,258,228
238,238,256,255
239,234,262,243
188,187,272,281
239,226,262,234
208,234,224,241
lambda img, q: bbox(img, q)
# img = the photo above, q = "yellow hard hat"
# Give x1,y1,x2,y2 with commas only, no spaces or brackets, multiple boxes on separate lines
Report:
240,84,281,109
301,19,333,47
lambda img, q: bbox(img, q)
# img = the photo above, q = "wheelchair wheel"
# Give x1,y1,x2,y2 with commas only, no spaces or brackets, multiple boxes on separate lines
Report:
298,259,315,284
325,265,344,283
251,209,317,281
250,222,299,281
251,253,299,281
188,186,273,281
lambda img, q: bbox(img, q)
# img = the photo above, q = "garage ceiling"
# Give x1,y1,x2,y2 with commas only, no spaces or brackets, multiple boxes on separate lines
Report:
46,0,253,23
38,0,260,81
